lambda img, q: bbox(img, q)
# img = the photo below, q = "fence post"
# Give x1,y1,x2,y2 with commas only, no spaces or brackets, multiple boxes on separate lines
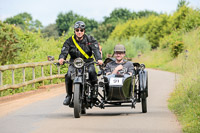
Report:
50,64,52,84
58,66,60,75
22,68,25,91
0,71,3,86
12,69,15,85
32,67,35,88
41,66,44,86
0,71,2,96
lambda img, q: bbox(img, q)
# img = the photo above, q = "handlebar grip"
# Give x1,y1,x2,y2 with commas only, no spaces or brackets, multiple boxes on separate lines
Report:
54,60,69,66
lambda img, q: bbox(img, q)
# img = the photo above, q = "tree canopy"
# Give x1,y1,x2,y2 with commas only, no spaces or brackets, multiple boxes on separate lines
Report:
56,11,98,36
4,12,43,31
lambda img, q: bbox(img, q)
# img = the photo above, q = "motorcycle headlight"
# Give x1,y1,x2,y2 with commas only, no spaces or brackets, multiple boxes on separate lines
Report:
74,58,84,68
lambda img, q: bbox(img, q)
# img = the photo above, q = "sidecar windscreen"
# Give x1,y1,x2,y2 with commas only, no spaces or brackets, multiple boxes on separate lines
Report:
103,58,115,67
133,62,140,67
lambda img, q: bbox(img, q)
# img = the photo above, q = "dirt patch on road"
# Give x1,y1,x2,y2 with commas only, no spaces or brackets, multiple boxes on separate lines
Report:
0,83,65,117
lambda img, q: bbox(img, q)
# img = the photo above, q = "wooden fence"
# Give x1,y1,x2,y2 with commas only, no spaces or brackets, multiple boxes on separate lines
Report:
0,60,65,91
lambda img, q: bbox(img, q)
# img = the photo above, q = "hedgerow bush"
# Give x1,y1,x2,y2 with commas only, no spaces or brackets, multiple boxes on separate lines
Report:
0,21,73,96
102,36,151,59
109,6,200,50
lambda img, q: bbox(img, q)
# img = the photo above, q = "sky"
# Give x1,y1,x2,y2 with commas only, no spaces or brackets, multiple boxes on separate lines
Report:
0,0,199,26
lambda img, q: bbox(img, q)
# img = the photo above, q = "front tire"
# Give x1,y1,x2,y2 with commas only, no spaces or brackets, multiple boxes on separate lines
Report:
74,84,81,118
141,97,147,113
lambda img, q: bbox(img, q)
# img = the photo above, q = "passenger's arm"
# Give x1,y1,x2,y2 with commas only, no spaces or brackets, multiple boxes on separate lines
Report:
127,62,134,75
112,65,123,74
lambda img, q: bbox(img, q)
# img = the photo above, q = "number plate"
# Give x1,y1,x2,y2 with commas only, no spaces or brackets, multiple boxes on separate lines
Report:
109,77,123,86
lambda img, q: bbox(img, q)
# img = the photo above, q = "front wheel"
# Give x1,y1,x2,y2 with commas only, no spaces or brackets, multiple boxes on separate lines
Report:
74,84,81,118
141,97,147,113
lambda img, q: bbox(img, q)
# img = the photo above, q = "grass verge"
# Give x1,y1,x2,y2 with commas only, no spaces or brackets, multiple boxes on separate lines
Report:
133,28,200,133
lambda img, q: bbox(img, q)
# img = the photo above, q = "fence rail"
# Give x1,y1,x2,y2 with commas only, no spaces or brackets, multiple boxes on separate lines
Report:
0,61,65,91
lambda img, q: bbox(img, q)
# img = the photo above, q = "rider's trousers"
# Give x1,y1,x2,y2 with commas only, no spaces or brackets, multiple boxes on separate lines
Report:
65,64,97,96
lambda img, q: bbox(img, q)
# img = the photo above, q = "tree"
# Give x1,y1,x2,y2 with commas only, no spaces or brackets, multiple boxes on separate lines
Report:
137,10,159,18
42,24,59,38
31,19,43,30
91,24,115,43
56,11,98,36
4,12,43,31
177,0,189,10
0,21,22,65
56,11,77,35
103,8,133,25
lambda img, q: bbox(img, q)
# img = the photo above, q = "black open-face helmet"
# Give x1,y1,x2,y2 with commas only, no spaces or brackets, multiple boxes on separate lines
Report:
74,21,85,29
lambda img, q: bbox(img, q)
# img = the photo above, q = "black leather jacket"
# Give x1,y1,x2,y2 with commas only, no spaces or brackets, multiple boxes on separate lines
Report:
59,34,102,62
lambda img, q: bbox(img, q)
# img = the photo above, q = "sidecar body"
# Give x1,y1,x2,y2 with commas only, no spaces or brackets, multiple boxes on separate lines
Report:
104,74,134,101
97,58,148,113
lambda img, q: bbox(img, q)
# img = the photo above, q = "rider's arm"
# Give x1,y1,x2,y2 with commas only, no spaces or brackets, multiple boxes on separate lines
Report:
105,63,112,75
88,35,102,61
59,38,70,60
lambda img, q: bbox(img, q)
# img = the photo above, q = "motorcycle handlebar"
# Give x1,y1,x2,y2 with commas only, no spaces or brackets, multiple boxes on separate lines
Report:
54,60,71,66
55,60,102,67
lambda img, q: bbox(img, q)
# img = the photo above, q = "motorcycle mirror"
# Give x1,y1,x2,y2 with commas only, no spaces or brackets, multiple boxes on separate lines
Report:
48,56,55,61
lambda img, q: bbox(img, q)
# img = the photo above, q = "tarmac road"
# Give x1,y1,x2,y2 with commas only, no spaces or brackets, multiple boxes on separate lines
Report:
0,69,182,133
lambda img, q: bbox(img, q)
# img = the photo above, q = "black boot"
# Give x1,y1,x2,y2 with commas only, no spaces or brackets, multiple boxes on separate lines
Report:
63,74,73,106
91,81,98,99
63,95,72,105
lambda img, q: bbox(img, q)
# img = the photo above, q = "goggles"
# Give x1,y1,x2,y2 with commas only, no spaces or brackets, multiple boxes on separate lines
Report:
74,23,85,29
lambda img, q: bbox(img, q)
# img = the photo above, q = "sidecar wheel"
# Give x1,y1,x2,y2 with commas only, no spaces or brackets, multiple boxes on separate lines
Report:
141,98,147,113
74,84,81,118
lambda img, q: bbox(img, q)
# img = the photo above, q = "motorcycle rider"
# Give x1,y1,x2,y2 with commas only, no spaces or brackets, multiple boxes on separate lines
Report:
59,21,103,105
105,44,134,76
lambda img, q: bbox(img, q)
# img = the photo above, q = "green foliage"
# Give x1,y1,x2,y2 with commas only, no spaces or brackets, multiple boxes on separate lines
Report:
177,0,189,10
91,24,115,43
42,24,59,39
30,19,43,30
136,28,200,133
109,6,199,49
101,36,151,59
92,8,159,43
159,8,200,57
0,21,71,97
56,11,98,35
181,8,200,31
124,36,151,58
160,31,185,57
170,5,190,30
56,11,77,35
109,14,171,48
137,10,159,18
160,31,183,49
0,21,22,65
103,8,133,25
170,41,184,57
3,12,43,31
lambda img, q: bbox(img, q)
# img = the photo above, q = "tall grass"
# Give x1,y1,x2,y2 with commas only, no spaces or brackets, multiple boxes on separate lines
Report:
135,28,200,132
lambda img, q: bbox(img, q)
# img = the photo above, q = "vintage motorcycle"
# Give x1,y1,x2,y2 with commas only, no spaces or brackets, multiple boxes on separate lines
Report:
52,57,148,118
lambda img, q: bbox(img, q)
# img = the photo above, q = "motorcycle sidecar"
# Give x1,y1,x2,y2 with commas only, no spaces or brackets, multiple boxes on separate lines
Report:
104,74,135,101
97,58,148,113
